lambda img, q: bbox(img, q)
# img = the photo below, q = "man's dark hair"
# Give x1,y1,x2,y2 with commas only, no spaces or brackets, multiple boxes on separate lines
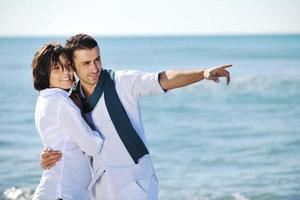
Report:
31,43,69,91
65,34,98,58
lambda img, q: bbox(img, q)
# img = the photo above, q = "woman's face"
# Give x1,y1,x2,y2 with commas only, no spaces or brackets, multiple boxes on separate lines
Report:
49,54,74,90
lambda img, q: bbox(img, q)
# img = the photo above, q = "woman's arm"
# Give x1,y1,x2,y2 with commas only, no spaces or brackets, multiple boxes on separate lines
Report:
57,99,103,156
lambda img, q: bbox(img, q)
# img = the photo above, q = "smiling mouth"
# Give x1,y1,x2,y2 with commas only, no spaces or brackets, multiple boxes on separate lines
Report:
60,77,72,81
90,74,99,79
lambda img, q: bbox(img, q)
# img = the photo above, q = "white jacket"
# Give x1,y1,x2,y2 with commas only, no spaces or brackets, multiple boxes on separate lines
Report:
33,88,103,200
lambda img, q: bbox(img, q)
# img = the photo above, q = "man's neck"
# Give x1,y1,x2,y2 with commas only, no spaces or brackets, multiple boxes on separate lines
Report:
80,83,96,98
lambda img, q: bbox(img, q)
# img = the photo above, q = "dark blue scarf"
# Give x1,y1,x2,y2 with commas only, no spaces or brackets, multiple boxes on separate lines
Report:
76,69,149,164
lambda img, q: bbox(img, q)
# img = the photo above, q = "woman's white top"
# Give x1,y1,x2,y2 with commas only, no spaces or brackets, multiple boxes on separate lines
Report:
32,88,103,200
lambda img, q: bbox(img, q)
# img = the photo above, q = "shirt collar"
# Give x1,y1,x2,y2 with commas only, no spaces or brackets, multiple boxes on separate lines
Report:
79,85,86,98
40,88,71,97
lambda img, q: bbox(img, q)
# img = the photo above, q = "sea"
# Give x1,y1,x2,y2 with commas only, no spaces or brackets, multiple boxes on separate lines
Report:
0,35,299,200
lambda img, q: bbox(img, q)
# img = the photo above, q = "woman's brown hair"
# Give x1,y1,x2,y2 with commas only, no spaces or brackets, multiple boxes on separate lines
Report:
31,43,70,91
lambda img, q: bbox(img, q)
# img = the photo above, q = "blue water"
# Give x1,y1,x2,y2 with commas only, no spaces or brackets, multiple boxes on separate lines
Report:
0,35,299,200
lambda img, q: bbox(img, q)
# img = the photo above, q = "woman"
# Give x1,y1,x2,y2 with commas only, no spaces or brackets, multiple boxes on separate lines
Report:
31,43,103,200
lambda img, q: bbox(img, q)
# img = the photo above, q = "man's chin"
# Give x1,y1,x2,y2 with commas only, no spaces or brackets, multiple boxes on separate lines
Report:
87,79,98,85
89,75,99,81
91,77,99,83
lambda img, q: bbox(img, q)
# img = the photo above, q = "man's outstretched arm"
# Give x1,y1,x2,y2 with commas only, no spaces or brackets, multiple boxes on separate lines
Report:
159,64,232,91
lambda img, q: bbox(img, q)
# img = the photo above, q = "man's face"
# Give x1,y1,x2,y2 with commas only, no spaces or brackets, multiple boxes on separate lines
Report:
73,47,102,89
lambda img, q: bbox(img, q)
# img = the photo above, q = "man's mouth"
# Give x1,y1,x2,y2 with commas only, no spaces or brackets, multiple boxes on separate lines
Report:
89,73,99,79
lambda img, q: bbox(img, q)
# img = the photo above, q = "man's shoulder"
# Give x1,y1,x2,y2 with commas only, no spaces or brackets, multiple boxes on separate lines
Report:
114,69,142,81
115,69,140,75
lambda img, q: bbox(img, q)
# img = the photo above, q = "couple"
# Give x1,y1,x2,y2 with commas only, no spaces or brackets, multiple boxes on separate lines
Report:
31,34,232,200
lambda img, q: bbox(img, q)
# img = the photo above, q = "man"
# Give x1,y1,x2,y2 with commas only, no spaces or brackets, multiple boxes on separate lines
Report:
40,34,231,200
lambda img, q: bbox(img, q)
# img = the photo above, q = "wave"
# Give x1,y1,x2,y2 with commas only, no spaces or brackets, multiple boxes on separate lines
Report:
1,187,252,200
178,73,300,96
1,188,33,200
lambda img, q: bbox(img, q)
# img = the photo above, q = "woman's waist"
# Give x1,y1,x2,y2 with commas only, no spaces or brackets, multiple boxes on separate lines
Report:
43,155,92,183
34,175,91,200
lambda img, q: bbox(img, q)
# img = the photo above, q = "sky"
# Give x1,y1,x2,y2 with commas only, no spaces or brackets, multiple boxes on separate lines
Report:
0,0,299,36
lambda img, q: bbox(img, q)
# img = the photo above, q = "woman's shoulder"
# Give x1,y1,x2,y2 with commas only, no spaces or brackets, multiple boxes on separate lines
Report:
37,88,75,112
39,88,66,102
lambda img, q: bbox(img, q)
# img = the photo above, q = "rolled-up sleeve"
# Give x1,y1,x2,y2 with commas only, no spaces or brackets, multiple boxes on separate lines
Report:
115,70,166,98
57,99,103,156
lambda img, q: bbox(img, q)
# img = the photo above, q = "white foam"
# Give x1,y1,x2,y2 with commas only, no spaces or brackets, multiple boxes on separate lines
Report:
2,187,33,200
232,192,250,200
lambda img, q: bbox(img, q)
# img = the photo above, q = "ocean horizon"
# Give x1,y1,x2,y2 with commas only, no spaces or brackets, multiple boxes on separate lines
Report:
0,34,299,200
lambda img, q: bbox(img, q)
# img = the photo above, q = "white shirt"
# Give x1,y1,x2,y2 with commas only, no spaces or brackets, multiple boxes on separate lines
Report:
86,70,165,198
33,88,103,200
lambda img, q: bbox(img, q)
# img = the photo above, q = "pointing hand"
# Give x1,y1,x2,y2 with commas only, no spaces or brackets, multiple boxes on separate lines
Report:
203,64,232,85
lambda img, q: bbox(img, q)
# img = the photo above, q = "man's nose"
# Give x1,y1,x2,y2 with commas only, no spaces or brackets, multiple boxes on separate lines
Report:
90,61,100,72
